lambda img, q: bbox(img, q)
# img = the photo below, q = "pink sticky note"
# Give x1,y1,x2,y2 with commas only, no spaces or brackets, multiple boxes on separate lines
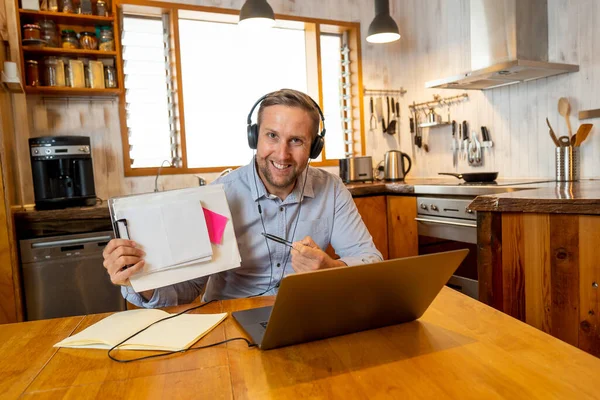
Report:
203,207,228,245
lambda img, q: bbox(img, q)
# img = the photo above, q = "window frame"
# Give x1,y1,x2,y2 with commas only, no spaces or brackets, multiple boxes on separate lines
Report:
116,0,366,177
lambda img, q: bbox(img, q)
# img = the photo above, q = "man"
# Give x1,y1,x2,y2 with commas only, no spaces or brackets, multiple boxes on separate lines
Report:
103,89,382,307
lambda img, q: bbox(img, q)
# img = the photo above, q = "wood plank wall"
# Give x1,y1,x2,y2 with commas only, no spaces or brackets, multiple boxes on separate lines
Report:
479,212,600,357
7,0,600,205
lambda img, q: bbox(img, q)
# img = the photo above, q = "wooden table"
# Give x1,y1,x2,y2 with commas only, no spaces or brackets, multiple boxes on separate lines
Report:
2,287,600,399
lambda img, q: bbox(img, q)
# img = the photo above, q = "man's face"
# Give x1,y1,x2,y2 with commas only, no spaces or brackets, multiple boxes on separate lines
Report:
255,105,314,199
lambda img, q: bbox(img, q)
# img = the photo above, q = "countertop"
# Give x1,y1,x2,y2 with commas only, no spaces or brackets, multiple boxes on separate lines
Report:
3,288,600,399
469,180,600,214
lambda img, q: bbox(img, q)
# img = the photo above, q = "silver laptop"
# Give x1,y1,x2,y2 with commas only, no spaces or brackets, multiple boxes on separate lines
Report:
233,249,469,350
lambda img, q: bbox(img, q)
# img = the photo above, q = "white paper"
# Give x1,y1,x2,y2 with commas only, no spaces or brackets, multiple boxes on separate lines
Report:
110,185,241,292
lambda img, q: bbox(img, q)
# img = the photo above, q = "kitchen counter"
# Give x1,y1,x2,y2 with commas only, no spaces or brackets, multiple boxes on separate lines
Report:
469,180,600,214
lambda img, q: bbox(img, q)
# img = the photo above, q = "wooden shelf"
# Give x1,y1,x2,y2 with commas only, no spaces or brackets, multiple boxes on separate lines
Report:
22,46,116,58
25,86,121,96
19,9,114,25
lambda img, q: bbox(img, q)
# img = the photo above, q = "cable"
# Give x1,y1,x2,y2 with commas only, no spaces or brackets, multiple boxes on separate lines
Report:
252,153,275,294
250,158,311,297
107,299,257,363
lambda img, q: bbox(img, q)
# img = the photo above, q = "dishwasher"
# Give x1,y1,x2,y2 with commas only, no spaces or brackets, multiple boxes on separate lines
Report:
20,231,126,321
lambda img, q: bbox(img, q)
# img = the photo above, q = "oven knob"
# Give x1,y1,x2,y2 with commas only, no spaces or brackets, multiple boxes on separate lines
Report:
33,149,39,154
430,204,438,211
45,149,51,154
420,203,428,210
466,207,474,214
79,146,89,153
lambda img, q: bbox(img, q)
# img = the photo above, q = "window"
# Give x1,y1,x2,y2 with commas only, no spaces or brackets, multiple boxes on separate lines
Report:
119,4,364,175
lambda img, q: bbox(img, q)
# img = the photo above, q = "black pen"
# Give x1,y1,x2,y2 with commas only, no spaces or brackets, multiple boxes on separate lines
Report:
261,232,293,248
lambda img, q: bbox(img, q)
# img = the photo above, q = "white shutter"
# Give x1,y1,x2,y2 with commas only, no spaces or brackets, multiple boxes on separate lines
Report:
122,15,179,168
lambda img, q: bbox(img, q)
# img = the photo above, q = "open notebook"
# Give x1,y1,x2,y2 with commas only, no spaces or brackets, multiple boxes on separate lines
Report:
54,309,228,351
109,185,241,292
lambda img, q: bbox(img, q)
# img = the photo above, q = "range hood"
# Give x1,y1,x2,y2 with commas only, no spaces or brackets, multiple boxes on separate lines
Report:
426,0,579,90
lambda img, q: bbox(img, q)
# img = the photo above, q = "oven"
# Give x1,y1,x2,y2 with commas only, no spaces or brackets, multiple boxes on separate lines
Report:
416,197,479,299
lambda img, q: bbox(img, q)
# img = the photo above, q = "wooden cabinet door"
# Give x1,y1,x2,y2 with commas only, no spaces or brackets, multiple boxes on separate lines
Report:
387,196,418,259
353,196,389,260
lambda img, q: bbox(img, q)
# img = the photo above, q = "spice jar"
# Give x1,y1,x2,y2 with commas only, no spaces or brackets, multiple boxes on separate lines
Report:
43,57,58,86
96,0,107,16
23,24,41,40
62,0,74,13
26,60,40,86
79,31,98,50
98,27,114,51
104,65,117,88
39,20,59,47
61,30,80,49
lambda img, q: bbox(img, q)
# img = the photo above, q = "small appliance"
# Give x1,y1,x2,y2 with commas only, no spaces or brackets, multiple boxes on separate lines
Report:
29,136,96,210
383,150,411,181
339,156,373,183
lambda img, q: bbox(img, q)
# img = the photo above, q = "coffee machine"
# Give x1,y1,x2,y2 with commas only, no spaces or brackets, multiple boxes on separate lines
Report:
29,136,96,210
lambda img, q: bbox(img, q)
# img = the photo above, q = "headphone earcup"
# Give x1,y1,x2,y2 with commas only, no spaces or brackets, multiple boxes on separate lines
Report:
247,124,258,150
309,133,324,159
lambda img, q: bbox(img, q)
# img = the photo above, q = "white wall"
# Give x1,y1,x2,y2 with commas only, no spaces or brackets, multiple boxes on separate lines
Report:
21,0,600,204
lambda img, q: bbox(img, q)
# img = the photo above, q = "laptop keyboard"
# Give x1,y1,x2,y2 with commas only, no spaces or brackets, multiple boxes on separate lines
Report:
259,321,268,329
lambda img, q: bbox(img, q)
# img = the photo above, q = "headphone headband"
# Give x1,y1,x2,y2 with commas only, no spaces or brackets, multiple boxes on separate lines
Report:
246,91,326,159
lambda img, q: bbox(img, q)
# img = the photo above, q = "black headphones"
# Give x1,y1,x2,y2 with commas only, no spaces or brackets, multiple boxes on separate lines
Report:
246,92,326,159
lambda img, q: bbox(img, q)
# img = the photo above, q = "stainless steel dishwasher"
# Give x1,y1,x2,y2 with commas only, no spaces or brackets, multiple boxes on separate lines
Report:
20,231,126,320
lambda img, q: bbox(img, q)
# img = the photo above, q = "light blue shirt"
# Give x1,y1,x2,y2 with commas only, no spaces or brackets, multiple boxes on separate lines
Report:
122,160,383,307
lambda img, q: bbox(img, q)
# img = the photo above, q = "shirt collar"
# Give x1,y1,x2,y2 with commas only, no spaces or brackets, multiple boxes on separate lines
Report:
246,159,315,203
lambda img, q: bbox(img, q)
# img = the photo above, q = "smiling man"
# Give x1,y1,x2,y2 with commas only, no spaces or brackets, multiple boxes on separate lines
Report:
103,89,383,307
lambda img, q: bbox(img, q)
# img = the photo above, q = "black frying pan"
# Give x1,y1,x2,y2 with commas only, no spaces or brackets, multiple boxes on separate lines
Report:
438,172,498,182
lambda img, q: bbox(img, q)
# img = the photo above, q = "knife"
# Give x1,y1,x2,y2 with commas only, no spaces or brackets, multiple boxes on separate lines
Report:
462,121,469,160
452,120,457,167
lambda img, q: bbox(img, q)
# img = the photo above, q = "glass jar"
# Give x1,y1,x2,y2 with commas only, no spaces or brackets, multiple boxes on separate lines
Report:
104,65,117,88
62,0,74,13
23,24,41,40
79,31,98,50
98,28,114,52
25,60,40,86
39,20,58,48
61,30,80,49
43,57,58,86
48,0,58,12
96,0,107,16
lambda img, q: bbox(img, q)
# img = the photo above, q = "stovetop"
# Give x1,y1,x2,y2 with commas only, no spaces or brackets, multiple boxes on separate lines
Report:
411,179,554,196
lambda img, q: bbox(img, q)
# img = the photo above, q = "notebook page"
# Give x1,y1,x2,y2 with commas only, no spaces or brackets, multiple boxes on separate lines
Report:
54,309,169,348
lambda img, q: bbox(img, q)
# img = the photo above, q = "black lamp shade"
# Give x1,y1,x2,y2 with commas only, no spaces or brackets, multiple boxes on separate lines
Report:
239,0,275,26
366,0,400,43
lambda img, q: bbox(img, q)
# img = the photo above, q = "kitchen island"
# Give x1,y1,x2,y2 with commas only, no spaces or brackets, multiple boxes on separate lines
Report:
470,180,600,357
3,287,600,399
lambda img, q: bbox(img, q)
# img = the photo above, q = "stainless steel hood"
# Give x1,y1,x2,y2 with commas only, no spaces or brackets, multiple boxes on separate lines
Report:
426,0,579,90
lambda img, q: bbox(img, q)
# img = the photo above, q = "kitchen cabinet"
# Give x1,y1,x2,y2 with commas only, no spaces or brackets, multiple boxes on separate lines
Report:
386,196,418,259
352,195,419,261
478,212,600,357
353,196,389,259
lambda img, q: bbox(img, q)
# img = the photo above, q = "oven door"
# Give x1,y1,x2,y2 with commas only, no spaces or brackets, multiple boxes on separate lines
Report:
415,199,479,299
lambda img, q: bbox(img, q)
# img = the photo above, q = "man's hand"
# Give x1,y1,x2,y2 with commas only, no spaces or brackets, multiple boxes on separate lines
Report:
102,239,145,286
291,236,346,273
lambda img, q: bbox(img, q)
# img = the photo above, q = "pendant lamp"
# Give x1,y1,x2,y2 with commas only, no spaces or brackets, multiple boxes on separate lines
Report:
366,0,400,43
239,0,275,28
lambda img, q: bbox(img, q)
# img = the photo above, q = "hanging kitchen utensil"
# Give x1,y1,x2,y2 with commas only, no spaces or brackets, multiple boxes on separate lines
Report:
451,120,457,168
546,117,560,147
574,124,593,146
462,121,469,160
438,172,498,182
558,97,573,139
375,97,383,127
369,97,377,133
396,100,401,147
387,98,397,135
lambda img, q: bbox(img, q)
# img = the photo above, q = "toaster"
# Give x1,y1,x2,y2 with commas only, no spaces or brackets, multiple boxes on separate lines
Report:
339,156,373,183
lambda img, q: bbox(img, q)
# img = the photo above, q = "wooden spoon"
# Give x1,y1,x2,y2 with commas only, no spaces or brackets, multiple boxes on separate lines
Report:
574,124,593,146
558,97,573,139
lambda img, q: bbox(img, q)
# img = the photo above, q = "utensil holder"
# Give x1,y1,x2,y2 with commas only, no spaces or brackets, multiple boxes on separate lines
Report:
555,147,579,181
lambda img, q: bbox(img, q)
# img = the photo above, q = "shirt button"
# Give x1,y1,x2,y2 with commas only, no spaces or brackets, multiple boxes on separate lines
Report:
279,207,284,212
276,263,281,268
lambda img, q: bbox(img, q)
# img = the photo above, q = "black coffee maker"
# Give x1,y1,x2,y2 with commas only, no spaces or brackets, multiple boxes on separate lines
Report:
29,136,96,210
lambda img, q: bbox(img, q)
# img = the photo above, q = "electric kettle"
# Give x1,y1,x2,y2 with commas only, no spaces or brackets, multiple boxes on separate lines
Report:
384,150,412,181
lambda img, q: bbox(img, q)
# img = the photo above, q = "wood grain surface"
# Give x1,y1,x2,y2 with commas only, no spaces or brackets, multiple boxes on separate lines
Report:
353,195,388,259
3,288,600,399
386,195,418,259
